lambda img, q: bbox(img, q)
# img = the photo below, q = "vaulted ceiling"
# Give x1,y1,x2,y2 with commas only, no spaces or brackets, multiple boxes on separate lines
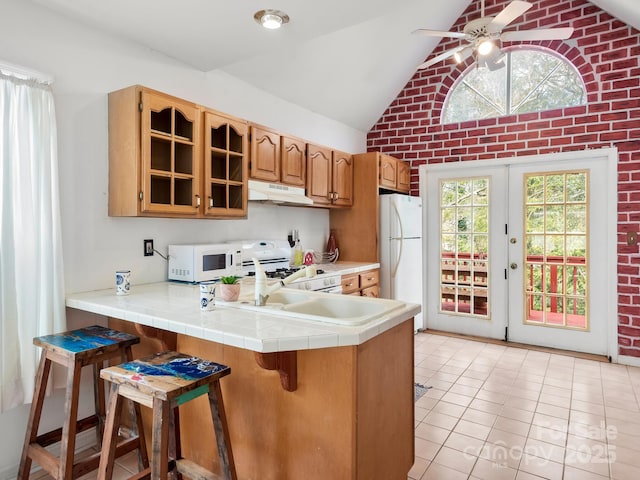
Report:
32,0,640,132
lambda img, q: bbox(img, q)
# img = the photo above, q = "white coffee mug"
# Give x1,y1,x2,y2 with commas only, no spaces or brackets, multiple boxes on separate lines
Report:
116,270,131,295
200,281,216,311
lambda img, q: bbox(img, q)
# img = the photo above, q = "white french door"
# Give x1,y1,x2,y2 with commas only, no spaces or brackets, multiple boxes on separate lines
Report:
424,165,509,340
507,157,611,354
421,150,616,356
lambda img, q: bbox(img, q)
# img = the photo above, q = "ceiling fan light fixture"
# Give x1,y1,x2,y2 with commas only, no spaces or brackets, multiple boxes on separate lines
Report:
454,46,474,64
477,39,494,56
254,9,290,30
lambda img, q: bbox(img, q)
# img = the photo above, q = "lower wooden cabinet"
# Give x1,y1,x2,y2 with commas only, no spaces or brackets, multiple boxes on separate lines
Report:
341,269,379,297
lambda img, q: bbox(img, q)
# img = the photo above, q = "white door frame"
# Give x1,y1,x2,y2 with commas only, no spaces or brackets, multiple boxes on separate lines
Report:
419,148,618,361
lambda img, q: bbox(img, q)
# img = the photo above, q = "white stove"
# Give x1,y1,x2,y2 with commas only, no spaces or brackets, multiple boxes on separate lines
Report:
236,239,342,293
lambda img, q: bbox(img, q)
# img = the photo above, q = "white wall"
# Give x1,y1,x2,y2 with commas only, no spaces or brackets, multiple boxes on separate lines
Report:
0,0,366,476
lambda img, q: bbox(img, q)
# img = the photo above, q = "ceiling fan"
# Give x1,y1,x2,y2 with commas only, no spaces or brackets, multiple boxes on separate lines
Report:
413,0,574,70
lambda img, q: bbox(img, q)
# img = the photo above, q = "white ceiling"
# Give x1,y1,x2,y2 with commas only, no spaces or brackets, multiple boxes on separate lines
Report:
32,0,640,132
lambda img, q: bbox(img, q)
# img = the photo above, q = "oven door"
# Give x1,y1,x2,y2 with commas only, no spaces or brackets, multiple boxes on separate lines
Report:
319,285,343,294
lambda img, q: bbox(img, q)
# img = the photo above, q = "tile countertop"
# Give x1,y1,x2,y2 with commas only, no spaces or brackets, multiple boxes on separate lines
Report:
314,261,380,275
65,280,419,354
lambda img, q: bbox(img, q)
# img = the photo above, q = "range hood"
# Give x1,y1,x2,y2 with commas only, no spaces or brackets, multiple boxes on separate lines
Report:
248,180,314,206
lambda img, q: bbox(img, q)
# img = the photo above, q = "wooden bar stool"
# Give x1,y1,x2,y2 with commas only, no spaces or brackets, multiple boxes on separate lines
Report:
97,351,236,480
18,325,148,480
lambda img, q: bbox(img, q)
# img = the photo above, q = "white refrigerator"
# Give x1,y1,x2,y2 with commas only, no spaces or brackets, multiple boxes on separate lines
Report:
379,194,424,332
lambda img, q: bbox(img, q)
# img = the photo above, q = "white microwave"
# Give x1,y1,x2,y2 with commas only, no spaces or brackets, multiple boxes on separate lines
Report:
168,243,242,283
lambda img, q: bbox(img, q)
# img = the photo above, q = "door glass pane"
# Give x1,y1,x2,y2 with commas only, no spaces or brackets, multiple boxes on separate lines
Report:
439,177,490,318
523,171,589,329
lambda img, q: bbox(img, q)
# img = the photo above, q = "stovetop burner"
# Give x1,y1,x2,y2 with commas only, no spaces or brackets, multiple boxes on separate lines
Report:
246,267,325,280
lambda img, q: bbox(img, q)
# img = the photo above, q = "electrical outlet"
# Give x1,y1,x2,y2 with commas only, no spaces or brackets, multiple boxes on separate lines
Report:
144,239,154,256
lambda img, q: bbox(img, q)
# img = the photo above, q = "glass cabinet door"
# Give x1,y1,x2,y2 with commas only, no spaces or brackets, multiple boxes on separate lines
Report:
202,110,248,218
140,91,200,215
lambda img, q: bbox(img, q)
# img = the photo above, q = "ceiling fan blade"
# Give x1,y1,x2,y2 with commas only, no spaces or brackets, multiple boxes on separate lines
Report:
412,29,467,39
500,27,574,41
487,0,532,33
417,45,466,70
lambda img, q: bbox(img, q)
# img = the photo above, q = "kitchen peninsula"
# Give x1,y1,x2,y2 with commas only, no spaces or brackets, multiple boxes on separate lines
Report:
66,281,420,480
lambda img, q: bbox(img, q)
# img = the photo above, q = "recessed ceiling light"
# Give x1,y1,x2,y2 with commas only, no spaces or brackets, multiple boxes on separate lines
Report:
254,9,290,30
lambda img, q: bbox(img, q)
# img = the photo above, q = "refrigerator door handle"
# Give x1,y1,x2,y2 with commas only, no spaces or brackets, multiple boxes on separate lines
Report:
391,202,403,278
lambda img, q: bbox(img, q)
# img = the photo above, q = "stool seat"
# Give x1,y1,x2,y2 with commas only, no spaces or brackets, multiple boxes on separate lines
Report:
18,326,147,480
98,351,236,480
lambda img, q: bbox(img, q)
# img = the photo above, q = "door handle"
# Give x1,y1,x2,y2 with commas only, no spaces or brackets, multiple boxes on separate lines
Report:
510,263,518,270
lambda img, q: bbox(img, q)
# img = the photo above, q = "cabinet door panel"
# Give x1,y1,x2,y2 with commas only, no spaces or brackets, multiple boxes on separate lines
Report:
361,286,379,298
250,126,280,182
397,161,411,193
332,151,353,207
141,91,200,215
203,110,248,218
307,144,332,205
379,155,397,190
281,136,306,187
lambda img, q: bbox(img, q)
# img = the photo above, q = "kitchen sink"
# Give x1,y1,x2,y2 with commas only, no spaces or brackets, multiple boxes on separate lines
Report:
282,297,395,319
222,288,405,326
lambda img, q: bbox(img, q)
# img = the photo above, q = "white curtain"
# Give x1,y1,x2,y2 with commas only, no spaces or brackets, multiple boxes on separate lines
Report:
0,70,66,412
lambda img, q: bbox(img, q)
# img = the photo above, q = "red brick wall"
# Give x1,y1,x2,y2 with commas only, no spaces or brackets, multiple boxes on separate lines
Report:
368,0,640,358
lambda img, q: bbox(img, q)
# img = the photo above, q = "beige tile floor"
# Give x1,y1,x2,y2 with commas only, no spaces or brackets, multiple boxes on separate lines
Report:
410,332,640,480
27,330,640,480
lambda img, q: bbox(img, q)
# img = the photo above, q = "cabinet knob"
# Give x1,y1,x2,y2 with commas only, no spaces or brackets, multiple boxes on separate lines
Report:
209,196,214,208
195,194,201,208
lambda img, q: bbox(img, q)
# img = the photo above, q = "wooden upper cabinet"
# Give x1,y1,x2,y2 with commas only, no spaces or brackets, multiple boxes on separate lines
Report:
202,109,249,218
109,86,201,217
332,150,354,207
378,153,410,194
250,126,306,187
379,155,397,190
307,144,353,207
307,144,333,205
396,160,411,193
281,135,306,187
108,85,249,219
250,125,280,183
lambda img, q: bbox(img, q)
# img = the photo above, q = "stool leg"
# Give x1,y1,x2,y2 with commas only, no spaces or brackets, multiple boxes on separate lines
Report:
168,406,181,480
17,353,52,480
208,381,237,480
59,360,82,480
127,400,149,470
97,383,123,480
151,397,170,480
124,345,149,472
93,361,106,447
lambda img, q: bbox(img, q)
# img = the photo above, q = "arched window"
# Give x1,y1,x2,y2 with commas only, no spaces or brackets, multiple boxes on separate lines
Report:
442,47,586,124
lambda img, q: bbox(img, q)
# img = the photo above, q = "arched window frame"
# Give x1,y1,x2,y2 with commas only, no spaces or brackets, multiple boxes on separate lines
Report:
441,45,587,125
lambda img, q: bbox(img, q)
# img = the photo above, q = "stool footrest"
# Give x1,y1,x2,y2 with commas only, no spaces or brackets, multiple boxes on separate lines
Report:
176,459,223,480
127,466,151,480
35,414,100,448
26,444,59,479
27,434,143,480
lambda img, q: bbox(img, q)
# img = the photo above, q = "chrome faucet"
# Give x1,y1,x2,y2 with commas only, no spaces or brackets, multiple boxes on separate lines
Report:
252,257,316,306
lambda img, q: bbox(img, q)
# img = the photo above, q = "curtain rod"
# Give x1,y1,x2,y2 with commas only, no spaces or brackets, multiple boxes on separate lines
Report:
0,59,54,85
